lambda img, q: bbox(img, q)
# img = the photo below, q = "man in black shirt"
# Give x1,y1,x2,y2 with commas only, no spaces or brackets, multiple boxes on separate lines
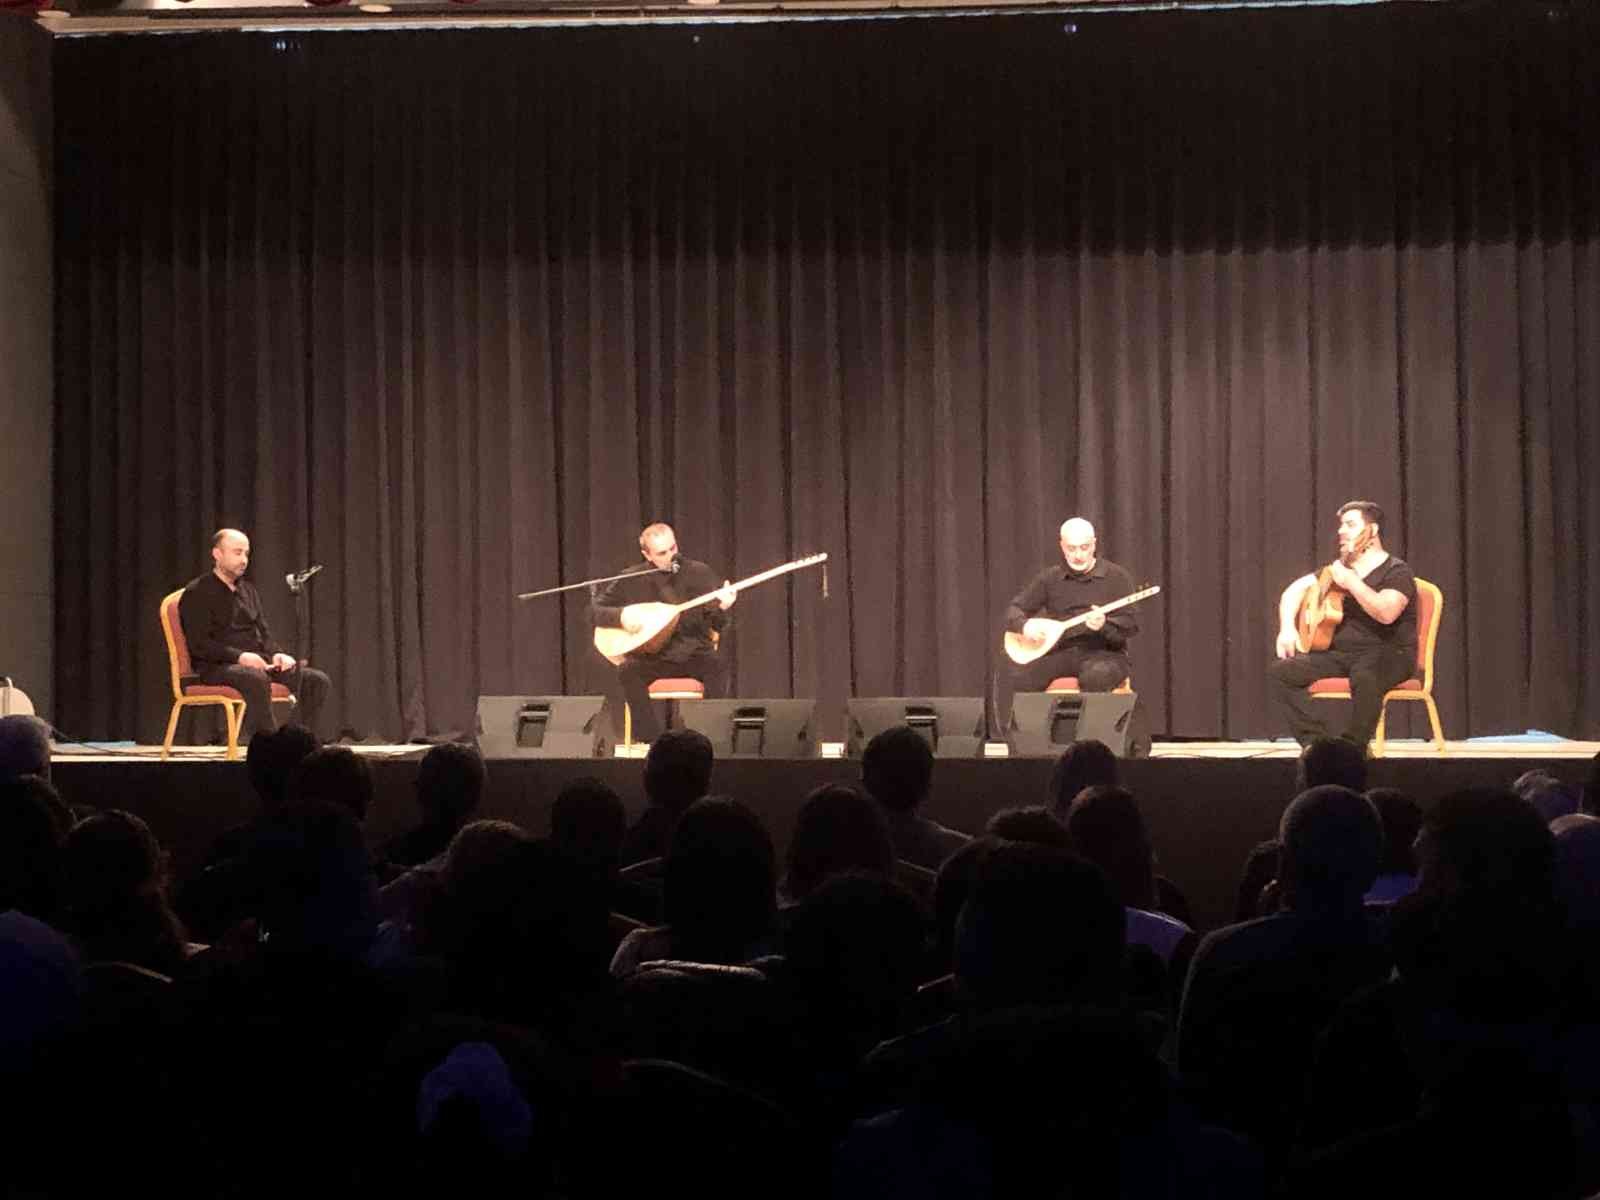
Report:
1269,501,1417,748
592,523,736,744
1005,517,1141,694
179,529,332,739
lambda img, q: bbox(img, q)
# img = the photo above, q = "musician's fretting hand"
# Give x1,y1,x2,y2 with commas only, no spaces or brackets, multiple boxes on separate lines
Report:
1021,618,1051,645
717,581,737,610
1084,607,1106,633
1275,628,1300,659
1328,560,1361,591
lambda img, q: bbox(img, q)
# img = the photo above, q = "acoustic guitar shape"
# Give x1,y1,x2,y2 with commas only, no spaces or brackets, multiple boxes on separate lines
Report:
1296,525,1376,653
1296,571,1348,653
1003,585,1162,665
594,552,828,666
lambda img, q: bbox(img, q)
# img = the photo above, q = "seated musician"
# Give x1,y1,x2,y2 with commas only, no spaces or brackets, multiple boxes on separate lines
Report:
1005,518,1140,694
592,523,735,744
1269,501,1416,749
181,528,332,740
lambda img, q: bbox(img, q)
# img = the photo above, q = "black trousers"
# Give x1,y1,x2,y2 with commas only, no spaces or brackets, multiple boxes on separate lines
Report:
1267,643,1414,748
619,649,727,743
1009,643,1132,696
198,663,332,739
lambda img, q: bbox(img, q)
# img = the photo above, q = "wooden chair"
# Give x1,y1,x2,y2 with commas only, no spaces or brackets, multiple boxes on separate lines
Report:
1309,577,1445,756
159,588,295,761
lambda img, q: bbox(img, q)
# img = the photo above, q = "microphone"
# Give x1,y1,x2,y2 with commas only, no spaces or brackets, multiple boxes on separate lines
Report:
286,563,323,593
669,557,681,575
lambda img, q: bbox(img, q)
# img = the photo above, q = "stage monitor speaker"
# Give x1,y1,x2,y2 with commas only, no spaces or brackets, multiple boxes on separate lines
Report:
845,697,986,759
1006,691,1148,758
677,698,818,759
476,695,609,758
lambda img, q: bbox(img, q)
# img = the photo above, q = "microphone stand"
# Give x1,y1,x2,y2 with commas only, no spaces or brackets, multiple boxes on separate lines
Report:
516,563,672,601
286,568,318,662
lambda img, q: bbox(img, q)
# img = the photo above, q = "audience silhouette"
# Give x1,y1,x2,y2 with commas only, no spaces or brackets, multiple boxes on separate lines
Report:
7,725,1598,1198
860,727,969,870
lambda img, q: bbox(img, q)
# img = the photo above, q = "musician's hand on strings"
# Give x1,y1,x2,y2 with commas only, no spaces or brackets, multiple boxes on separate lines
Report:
716,581,737,610
1084,607,1106,633
1328,561,1360,591
621,608,644,634
1021,618,1051,645
1275,628,1300,660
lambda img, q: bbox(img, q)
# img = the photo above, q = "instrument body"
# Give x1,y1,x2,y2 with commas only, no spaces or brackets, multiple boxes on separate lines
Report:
1003,585,1162,665
603,601,683,661
594,553,827,666
0,681,35,717
1295,525,1375,653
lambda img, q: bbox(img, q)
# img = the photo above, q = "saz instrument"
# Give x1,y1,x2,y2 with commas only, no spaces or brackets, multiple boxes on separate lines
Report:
594,552,828,666
1295,525,1374,653
1003,585,1162,665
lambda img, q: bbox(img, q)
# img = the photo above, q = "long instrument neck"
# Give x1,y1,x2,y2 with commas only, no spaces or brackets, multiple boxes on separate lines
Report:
671,558,819,614
1339,526,1376,568
1059,585,1159,626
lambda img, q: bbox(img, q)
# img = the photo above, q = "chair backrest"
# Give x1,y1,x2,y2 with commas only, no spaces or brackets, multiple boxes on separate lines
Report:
894,858,937,902
159,589,193,699
614,1058,802,1177
1412,578,1442,688
618,855,665,883
618,964,791,1099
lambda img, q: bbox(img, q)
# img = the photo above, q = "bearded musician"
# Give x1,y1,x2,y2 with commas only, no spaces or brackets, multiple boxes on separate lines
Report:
1269,501,1417,749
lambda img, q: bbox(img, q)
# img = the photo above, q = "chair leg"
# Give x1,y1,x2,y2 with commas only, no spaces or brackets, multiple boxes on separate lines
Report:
162,703,183,761
623,702,632,748
1372,701,1388,758
1423,695,1446,753
225,702,243,761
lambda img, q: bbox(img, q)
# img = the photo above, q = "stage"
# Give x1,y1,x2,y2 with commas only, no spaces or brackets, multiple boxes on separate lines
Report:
48,738,1597,934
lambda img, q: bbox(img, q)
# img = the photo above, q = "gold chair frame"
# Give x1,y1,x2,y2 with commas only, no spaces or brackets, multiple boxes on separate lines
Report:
1311,577,1445,757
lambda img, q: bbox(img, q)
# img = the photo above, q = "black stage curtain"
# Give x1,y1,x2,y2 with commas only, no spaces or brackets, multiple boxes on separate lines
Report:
53,4,1600,743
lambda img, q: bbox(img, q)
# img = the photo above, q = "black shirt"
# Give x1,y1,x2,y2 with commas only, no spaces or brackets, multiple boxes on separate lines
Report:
1004,558,1140,653
1330,555,1418,655
591,556,730,664
179,572,281,672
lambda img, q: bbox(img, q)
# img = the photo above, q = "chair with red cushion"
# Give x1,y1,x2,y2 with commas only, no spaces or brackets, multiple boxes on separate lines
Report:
159,589,295,760
1045,677,1133,695
1308,577,1445,756
624,677,705,747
